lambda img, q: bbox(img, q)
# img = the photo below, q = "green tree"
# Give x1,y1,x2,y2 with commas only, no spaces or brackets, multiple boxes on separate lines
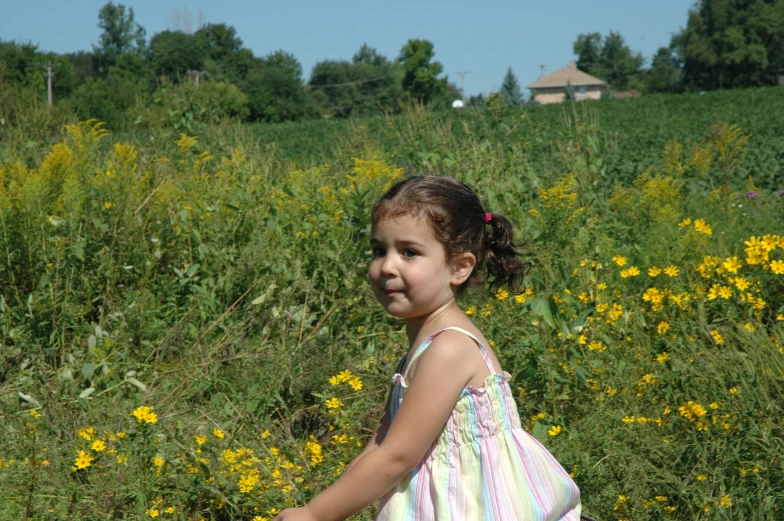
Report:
574,32,602,75
309,60,359,118
673,0,784,90
69,76,144,129
500,66,523,106
309,45,402,118
646,47,682,93
0,41,75,98
196,23,243,62
64,51,99,85
149,30,207,79
598,31,645,90
93,2,146,75
573,31,644,90
241,50,315,122
398,39,448,105
194,23,249,83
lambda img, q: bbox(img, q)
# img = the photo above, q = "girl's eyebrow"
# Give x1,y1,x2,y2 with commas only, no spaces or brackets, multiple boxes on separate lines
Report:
369,237,426,248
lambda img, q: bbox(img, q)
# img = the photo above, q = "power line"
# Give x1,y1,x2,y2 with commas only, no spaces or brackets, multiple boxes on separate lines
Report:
308,74,393,89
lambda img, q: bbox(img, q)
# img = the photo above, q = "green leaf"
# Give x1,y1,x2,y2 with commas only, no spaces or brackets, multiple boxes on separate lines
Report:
91,218,109,232
81,363,95,380
185,263,200,278
530,298,555,329
532,421,549,443
126,378,146,391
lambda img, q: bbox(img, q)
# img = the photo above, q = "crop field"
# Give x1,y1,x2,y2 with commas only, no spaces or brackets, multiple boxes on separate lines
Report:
0,87,782,521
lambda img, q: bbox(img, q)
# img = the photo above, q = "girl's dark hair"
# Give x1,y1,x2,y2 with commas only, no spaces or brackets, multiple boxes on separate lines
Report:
371,175,531,295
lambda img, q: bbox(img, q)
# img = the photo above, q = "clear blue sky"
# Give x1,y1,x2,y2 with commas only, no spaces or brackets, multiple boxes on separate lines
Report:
2,0,694,96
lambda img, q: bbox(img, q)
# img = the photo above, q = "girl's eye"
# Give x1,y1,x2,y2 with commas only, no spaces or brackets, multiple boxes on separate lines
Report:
371,247,385,257
402,248,418,258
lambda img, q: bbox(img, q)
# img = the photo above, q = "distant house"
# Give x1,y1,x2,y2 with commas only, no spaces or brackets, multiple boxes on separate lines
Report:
526,62,608,104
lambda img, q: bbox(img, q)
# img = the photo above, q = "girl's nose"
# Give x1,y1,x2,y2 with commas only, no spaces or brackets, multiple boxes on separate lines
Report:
380,254,397,276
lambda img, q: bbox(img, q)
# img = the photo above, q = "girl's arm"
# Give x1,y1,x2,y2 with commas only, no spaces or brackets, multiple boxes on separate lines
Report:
345,387,393,471
275,330,478,521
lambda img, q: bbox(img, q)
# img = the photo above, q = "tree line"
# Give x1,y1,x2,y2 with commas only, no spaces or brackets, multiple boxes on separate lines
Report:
2,0,782,130
0,3,459,130
572,0,784,93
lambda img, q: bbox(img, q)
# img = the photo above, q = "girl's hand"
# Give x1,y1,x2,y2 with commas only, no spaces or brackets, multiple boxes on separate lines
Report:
274,506,318,521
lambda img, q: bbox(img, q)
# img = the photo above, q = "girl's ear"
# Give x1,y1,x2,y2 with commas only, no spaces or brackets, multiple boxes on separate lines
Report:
450,252,476,286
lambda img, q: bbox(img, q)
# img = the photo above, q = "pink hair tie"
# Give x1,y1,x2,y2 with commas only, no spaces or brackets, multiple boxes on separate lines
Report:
484,213,492,223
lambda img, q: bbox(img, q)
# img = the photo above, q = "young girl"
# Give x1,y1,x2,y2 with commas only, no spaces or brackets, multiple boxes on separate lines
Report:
276,176,582,521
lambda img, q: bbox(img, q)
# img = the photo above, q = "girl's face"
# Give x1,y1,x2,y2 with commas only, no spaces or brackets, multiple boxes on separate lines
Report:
368,214,459,319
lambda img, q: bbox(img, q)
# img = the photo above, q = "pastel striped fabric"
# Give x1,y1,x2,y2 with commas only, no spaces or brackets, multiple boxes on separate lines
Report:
376,327,581,521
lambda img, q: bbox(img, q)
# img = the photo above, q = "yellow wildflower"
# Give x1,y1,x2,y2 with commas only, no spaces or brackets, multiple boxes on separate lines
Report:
678,401,707,420
78,426,96,441
657,322,671,335
733,277,751,291
131,406,158,424
648,266,661,277
74,451,92,470
697,474,707,481
261,430,271,439
723,257,742,274
91,440,106,452
664,265,679,277
547,425,562,436
620,266,640,278
710,330,724,344
213,429,225,439
196,435,207,445
718,495,732,508
175,133,198,151
771,260,784,275
29,410,41,419
656,352,670,363
678,218,691,228
694,218,712,235
465,305,477,315
612,255,627,267
326,398,343,410
495,288,509,300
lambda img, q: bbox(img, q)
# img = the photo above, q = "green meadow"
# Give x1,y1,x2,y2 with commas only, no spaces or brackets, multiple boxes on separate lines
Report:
0,87,782,520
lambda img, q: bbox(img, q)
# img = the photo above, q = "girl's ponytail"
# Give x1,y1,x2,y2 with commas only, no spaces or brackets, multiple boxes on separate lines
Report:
484,213,530,295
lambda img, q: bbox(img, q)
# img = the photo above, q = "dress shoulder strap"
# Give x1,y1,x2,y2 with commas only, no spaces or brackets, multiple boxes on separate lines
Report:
403,326,496,378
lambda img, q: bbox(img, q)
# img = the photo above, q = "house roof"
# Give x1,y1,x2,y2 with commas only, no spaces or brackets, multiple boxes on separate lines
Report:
526,62,607,89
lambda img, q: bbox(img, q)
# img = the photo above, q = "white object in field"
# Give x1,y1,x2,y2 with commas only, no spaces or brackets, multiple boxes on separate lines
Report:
452,99,465,109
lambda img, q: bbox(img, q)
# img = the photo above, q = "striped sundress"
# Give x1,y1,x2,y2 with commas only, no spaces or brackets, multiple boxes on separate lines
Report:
376,327,581,521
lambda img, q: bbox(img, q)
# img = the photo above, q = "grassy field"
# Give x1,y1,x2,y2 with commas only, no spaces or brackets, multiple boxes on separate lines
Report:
0,87,782,520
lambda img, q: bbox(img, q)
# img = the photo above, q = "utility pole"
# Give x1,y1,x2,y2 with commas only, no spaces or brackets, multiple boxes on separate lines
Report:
188,70,208,88
455,71,469,102
539,64,547,78
42,62,61,106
